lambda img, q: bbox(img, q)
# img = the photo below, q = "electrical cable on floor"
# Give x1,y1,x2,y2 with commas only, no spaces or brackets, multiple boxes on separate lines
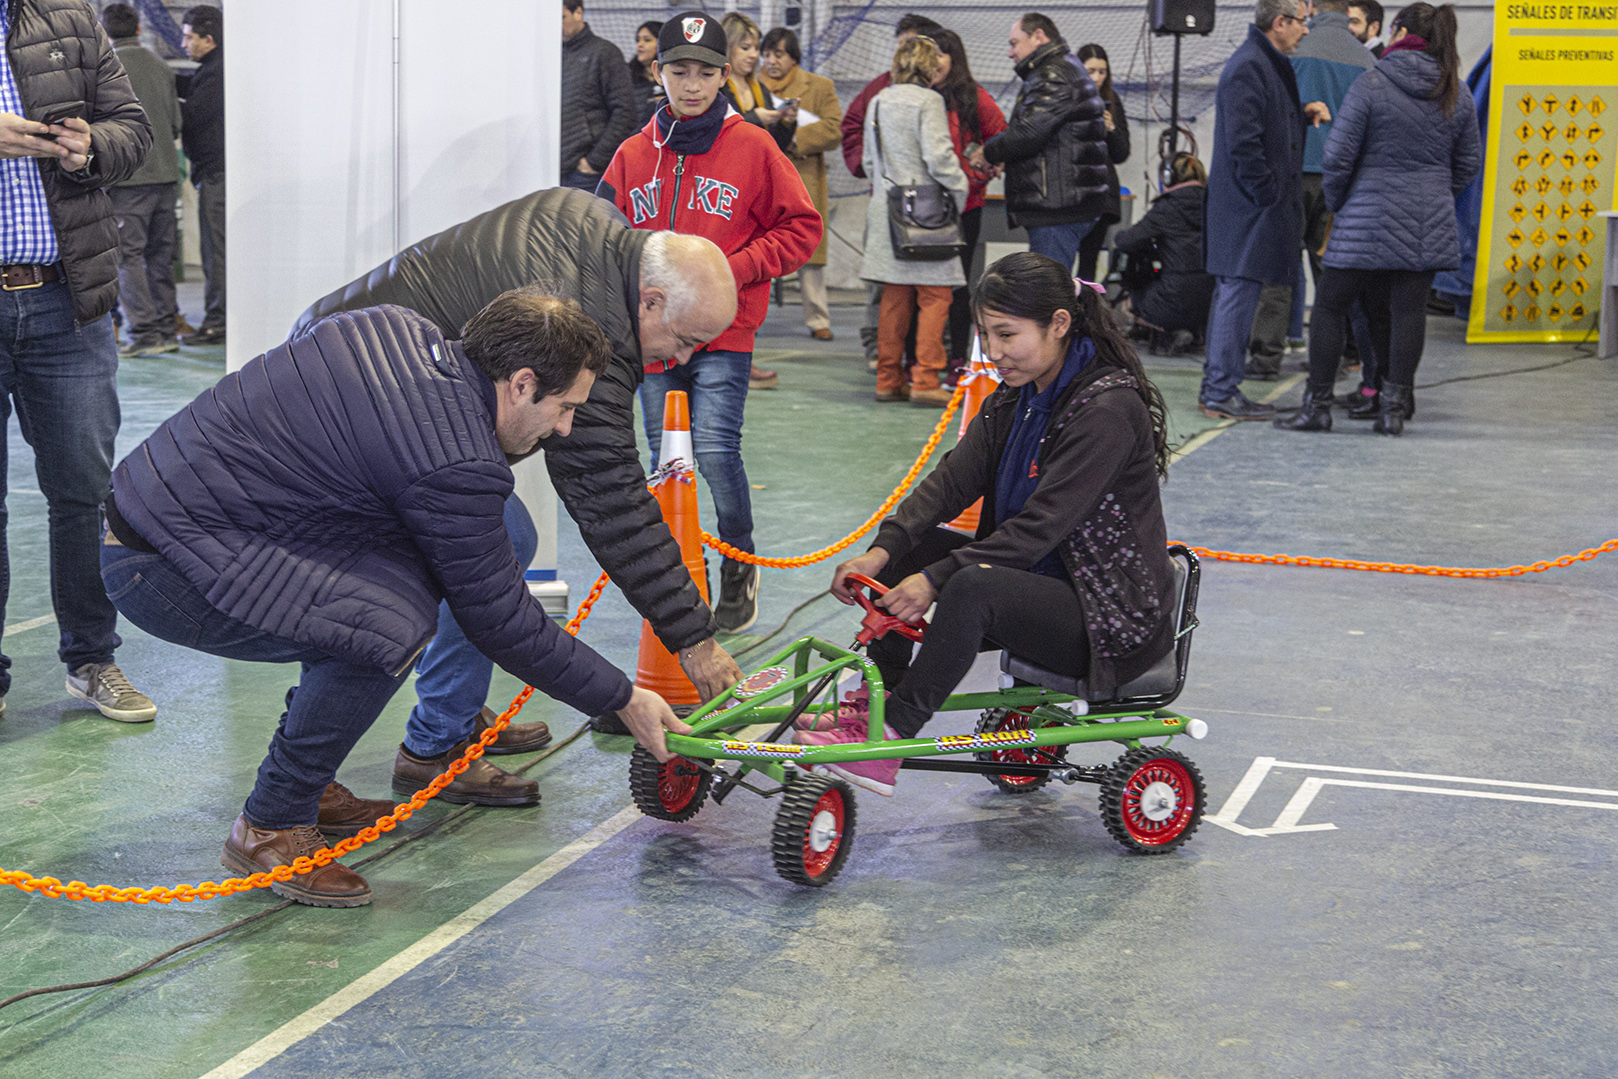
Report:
0,722,592,1016
731,589,833,664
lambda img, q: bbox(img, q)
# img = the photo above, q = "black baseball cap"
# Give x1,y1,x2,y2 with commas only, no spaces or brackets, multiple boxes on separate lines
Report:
658,11,728,68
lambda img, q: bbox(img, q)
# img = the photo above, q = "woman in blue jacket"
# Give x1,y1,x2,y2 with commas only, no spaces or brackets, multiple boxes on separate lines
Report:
1276,2,1479,436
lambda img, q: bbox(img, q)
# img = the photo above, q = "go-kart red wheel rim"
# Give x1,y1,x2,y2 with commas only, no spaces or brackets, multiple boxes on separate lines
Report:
1120,756,1196,846
657,756,703,813
989,709,1046,787
802,787,846,877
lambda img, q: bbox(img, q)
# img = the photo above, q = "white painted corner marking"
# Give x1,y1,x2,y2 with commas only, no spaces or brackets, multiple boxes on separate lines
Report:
196,805,643,1079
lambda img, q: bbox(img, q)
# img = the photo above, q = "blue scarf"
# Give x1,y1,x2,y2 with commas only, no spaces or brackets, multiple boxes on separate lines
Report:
655,97,731,155
993,336,1095,578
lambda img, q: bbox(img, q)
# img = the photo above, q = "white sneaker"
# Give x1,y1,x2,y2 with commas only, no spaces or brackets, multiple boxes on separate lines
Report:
67,662,157,723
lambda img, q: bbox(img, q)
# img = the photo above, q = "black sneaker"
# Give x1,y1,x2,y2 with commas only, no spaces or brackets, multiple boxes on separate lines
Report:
1199,392,1276,421
714,559,760,633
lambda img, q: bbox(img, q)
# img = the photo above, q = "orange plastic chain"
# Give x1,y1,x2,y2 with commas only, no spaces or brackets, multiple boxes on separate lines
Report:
0,570,614,904
703,381,968,567
1179,538,1618,578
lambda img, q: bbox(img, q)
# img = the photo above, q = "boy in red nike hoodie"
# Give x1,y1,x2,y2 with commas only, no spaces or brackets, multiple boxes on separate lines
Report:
597,10,821,634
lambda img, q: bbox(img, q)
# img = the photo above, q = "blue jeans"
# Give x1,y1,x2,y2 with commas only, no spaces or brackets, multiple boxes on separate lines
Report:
0,279,123,692
404,493,538,757
101,541,409,829
640,349,755,555
1202,275,1265,404
1025,220,1096,275
1288,257,1306,341
561,169,601,194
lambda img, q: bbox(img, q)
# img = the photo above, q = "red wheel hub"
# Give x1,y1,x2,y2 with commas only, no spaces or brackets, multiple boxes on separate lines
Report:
1119,756,1196,845
657,756,703,813
988,709,1054,787
801,788,846,877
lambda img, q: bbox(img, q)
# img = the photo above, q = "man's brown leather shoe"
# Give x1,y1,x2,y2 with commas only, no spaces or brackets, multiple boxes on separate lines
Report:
221,814,373,908
473,705,552,755
392,740,540,806
316,781,399,839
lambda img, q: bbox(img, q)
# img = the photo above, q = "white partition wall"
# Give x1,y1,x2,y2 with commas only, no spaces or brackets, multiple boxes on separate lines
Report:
226,0,571,610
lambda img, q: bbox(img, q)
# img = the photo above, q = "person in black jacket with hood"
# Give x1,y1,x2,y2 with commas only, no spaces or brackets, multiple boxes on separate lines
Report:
983,13,1110,275
1113,152,1215,341
179,4,224,344
807,253,1176,797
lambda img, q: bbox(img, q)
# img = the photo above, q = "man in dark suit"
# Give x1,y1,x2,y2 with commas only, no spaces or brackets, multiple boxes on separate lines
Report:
1200,0,1330,420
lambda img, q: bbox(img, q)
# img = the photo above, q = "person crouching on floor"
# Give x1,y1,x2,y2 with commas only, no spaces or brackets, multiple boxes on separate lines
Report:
101,291,690,907
811,252,1177,796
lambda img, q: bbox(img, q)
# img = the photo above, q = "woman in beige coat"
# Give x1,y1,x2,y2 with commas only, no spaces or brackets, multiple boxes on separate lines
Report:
759,27,844,341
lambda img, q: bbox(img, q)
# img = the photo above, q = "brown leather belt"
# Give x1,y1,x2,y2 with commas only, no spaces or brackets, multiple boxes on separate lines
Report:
1,263,62,291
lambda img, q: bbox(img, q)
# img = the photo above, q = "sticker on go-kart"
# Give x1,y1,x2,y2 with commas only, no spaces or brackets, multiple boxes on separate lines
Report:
719,740,804,758
733,666,791,698
935,730,1037,751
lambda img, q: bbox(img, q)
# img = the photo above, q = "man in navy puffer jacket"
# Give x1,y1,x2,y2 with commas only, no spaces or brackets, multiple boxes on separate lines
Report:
102,292,688,908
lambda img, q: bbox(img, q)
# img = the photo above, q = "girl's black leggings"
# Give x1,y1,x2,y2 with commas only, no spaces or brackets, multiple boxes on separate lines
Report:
1307,267,1436,390
866,528,1089,739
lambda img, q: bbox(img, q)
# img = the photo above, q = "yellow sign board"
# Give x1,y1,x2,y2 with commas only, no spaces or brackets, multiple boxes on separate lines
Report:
1469,3,1618,342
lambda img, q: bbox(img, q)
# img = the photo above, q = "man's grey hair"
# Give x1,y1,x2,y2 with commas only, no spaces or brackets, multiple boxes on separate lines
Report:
640,231,707,326
1255,0,1301,30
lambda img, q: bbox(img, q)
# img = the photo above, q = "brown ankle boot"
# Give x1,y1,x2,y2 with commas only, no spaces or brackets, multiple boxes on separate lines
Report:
472,705,552,755
221,814,373,907
392,740,541,806
316,781,399,839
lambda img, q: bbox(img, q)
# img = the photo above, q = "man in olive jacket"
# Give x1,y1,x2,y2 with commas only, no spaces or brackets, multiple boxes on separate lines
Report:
103,2,183,357
983,12,1109,275
0,0,155,724
297,188,745,754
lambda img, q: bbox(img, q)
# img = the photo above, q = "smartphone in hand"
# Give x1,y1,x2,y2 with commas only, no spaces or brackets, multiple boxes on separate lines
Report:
38,101,86,140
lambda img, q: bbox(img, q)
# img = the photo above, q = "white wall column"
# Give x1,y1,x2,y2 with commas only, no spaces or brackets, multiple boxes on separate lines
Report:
226,0,572,611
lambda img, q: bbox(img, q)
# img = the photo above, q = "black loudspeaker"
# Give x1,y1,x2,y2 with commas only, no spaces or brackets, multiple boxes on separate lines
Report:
1149,0,1216,35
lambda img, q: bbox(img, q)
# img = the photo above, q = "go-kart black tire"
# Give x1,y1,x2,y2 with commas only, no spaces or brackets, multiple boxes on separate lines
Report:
629,745,711,823
974,708,1069,795
771,773,856,887
1099,746,1205,854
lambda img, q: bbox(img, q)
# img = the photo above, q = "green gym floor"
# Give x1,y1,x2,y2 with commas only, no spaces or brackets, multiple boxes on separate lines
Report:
2,291,1615,1079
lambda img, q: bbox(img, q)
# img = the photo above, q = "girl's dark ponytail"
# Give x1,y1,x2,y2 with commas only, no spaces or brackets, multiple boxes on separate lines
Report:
1393,2,1462,115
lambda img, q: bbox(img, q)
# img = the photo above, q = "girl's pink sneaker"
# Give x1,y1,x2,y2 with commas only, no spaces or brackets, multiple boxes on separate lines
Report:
794,685,869,732
794,694,901,797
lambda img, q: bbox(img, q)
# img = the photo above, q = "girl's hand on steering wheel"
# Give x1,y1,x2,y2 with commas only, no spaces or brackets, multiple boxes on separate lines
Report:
876,572,936,623
831,549,890,604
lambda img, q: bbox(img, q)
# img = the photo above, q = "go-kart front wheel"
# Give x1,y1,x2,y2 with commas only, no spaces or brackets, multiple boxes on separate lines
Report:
629,745,711,822
1100,746,1204,854
771,773,856,887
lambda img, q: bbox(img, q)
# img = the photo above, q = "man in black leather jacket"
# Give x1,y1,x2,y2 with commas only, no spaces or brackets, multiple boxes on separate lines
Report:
297,189,744,758
983,13,1109,276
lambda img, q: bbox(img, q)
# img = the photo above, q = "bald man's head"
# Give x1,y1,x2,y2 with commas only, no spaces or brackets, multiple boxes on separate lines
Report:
636,232,738,368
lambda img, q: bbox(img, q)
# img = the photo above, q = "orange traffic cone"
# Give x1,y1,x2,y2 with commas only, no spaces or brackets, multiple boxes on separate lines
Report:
942,338,1002,536
633,391,706,706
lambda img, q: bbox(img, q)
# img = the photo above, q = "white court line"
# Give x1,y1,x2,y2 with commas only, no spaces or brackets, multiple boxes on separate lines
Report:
196,805,644,1079
1268,759,1618,800
3,614,56,638
1273,777,1618,831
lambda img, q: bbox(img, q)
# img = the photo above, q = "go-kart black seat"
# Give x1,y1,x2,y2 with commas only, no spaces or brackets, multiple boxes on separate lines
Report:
999,545,1200,709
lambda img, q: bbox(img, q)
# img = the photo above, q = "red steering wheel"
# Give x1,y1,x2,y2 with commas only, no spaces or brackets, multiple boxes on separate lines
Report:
844,573,928,645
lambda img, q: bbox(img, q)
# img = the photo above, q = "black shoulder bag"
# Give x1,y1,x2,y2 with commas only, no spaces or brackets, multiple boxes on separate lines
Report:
873,98,966,262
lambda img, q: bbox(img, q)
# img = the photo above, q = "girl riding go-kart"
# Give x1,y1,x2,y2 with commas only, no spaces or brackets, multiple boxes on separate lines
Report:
807,251,1178,796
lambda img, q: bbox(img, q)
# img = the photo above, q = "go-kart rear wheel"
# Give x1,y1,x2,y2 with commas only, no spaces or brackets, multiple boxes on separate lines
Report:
771,773,856,887
974,707,1068,794
629,745,711,823
1099,746,1204,854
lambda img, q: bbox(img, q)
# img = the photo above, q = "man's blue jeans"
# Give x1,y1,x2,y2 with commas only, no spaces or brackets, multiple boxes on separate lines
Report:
0,279,123,694
1202,275,1265,404
561,170,601,194
101,541,409,829
1288,257,1307,341
640,349,755,555
404,493,538,758
1026,220,1096,276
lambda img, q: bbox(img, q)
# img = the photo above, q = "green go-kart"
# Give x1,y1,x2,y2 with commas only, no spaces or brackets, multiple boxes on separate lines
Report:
627,546,1208,887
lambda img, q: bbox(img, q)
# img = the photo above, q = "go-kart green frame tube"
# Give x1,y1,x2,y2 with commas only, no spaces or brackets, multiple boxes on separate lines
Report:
665,635,1191,777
